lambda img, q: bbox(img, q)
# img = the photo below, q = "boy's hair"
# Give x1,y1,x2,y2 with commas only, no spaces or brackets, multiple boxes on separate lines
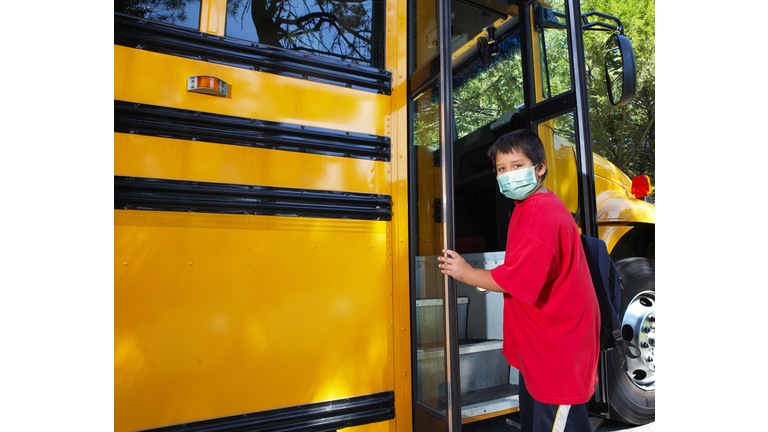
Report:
487,129,548,181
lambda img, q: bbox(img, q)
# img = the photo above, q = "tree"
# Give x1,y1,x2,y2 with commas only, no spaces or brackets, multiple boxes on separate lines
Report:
452,35,525,139
581,0,655,184
115,0,200,26
226,0,377,65
116,0,377,66
536,0,655,184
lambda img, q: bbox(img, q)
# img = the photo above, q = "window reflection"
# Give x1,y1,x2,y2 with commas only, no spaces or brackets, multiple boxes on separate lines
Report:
411,84,448,413
115,0,202,30
452,32,523,139
225,0,383,67
537,0,571,99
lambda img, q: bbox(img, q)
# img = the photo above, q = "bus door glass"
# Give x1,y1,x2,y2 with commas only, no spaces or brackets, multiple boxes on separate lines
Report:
409,0,457,428
524,0,598,236
409,0,528,428
408,0,461,429
449,0,526,424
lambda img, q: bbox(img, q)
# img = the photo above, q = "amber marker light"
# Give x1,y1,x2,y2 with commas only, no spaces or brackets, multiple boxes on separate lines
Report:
188,75,229,97
631,175,653,198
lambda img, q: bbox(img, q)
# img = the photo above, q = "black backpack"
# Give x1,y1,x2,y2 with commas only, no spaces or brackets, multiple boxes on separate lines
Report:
580,235,636,371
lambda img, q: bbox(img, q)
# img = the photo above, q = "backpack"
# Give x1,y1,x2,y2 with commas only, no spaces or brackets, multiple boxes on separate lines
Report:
580,235,635,371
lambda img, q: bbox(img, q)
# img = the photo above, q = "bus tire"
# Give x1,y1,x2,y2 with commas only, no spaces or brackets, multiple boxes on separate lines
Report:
607,257,655,425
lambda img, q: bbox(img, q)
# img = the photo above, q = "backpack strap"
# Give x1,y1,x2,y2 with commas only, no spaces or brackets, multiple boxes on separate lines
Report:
581,235,636,371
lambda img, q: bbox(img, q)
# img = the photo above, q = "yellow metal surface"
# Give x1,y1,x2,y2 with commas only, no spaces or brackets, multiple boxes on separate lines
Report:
115,210,394,432
114,46,390,136
115,0,413,430
593,152,632,193
596,189,655,223
541,124,655,227
598,224,635,255
592,153,655,224
415,144,443,259
538,121,579,214
200,0,226,35
114,133,391,195
528,3,546,104
341,419,395,432
387,0,414,429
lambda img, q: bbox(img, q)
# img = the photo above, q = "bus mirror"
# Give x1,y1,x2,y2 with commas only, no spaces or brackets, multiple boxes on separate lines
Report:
604,33,636,106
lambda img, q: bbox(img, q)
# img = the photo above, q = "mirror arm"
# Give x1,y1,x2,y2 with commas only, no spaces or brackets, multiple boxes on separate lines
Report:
581,11,625,35
583,21,620,33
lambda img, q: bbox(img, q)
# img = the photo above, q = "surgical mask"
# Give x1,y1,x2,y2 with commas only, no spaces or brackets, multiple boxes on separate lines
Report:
496,165,541,200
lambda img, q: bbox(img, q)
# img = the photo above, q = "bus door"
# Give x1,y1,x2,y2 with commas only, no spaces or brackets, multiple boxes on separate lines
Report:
408,0,460,427
408,0,598,430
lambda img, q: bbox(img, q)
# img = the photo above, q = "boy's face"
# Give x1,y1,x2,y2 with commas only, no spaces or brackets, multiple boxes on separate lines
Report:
494,149,546,179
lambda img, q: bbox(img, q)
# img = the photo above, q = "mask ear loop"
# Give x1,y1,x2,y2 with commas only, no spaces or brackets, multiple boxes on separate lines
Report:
531,163,545,195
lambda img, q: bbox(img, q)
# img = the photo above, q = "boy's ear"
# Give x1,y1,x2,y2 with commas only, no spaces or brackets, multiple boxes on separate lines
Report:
536,160,547,177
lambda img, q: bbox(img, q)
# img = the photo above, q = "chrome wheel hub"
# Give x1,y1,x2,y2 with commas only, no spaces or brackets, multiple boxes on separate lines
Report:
622,290,655,390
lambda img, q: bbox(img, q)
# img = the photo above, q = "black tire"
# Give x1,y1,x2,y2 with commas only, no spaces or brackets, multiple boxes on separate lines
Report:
607,257,655,425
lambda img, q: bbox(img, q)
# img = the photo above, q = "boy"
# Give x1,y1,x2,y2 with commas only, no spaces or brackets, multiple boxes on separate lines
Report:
437,129,599,432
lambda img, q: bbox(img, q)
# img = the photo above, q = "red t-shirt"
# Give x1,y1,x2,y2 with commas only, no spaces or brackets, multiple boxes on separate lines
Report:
490,190,599,405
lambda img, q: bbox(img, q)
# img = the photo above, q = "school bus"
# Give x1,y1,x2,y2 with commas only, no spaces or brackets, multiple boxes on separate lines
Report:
114,0,655,431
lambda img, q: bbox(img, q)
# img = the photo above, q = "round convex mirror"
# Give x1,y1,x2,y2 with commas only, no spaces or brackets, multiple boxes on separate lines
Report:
477,37,493,67
604,33,637,106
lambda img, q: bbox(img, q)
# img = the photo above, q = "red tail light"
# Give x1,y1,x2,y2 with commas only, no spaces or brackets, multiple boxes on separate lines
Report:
631,175,652,198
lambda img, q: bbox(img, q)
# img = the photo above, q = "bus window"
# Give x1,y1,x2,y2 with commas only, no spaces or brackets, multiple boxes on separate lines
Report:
224,0,385,68
408,0,437,75
452,31,523,140
115,0,201,30
450,17,523,255
536,0,572,100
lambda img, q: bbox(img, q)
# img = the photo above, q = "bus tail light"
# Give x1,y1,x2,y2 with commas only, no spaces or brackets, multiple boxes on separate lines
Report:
188,75,229,97
632,175,652,198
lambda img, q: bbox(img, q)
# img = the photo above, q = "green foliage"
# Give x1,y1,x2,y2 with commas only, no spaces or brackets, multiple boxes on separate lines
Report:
526,0,655,184
581,0,655,184
452,36,525,139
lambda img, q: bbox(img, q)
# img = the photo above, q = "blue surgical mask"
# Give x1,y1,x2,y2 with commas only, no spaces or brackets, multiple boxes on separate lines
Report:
496,166,540,200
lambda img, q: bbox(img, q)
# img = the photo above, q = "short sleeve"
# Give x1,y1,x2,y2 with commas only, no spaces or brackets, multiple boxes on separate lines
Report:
490,237,556,306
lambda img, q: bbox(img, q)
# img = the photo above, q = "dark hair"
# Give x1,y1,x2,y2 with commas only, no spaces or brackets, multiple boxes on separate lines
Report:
487,129,548,181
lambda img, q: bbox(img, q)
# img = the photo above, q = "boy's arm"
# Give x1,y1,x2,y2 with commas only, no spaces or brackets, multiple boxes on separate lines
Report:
437,249,505,293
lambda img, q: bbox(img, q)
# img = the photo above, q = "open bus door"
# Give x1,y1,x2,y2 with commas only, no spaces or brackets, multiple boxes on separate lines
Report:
408,0,603,429
408,0,462,428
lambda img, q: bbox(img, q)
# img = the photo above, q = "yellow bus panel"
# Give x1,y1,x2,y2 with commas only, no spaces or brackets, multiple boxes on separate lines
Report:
114,46,391,136
115,210,395,432
114,133,392,195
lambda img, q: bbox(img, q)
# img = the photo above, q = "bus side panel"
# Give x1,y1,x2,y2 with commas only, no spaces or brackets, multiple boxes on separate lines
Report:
113,134,391,196
115,211,395,432
114,46,390,136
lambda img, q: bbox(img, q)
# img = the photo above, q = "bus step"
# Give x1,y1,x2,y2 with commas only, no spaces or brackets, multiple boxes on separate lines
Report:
461,383,520,419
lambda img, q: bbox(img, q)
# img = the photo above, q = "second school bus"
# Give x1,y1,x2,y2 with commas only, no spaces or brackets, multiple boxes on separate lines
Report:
114,0,655,430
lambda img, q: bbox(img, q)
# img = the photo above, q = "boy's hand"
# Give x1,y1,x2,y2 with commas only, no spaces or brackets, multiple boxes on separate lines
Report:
437,249,471,283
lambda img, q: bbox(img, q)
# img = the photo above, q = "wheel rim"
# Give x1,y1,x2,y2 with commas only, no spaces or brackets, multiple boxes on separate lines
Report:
622,289,655,390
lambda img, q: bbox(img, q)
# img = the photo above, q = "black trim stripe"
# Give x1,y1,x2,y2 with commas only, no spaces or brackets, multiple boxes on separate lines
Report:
115,101,391,162
139,391,395,432
115,13,392,95
115,176,392,221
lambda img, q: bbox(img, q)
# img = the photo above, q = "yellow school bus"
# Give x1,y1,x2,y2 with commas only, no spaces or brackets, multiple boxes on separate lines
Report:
114,0,654,431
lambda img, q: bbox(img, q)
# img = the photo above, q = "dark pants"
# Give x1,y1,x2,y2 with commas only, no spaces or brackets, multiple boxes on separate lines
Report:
519,374,593,432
